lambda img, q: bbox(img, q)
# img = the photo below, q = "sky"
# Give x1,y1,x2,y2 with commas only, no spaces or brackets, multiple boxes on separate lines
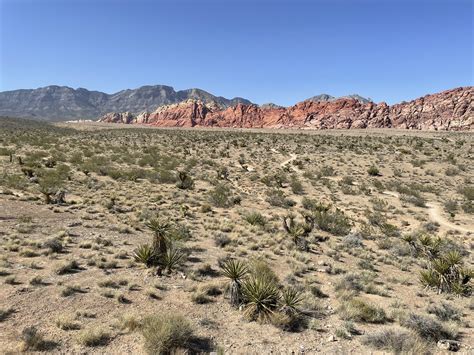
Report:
0,0,472,105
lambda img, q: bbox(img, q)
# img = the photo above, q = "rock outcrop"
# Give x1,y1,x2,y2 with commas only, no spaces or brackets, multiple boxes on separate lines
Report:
99,87,473,131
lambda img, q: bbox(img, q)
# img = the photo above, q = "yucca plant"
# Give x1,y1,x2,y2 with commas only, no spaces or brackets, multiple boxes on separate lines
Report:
280,287,303,316
220,259,248,307
133,244,156,267
162,244,185,274
421,251,472,295
282,215,310,251
241,276,280,323
146,217,171,256
276,287,305,331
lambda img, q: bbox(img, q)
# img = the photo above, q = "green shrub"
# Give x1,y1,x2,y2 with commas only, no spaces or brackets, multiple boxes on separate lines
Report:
367,166,380,176
311,207,351,236
208,183,235,208
243,211,267,227
338,298,388,323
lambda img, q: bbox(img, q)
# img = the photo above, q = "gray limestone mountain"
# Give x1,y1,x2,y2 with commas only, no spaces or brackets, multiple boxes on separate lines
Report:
0,85,252,121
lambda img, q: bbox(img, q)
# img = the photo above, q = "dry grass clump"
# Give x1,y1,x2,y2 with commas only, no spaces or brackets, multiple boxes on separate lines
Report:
141,313,194,354
76,327,110,347
362,327,429,354
338,298,388,323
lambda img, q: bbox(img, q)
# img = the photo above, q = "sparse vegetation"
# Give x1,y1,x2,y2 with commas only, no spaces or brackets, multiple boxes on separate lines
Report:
0,121,472,353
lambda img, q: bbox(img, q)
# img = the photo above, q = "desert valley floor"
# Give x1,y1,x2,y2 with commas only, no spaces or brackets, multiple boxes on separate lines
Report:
0,119,473,354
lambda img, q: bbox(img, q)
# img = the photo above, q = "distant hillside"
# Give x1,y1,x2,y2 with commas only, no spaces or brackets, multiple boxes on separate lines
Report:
0,85,252,121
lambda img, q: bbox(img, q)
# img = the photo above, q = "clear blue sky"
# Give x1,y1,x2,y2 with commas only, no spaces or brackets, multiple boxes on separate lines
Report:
1,0,472,105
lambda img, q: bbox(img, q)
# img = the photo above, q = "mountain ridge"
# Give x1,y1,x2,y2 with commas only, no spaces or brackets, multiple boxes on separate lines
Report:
0,85,252,121
0,84,373,121
98,87,473,131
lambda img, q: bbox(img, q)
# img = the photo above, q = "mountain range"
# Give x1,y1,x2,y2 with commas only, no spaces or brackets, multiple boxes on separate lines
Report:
0,85,252,121
0,85,472,130
99,87,473,131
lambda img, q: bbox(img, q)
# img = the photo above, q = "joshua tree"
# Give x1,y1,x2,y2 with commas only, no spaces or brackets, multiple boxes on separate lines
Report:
221,259,248,307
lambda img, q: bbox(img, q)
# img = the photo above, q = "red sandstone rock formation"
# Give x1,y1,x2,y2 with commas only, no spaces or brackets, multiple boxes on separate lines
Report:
98,87,473,131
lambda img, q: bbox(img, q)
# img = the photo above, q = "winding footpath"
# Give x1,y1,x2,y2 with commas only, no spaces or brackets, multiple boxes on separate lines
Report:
382,191,473,234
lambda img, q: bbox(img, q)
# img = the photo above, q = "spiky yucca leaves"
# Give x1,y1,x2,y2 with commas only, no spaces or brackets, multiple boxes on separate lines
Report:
276,287,305,331
220,259,248,307
241,276,280,323
133,244,157,267
146,217,172,256
280,287,303,316
162,244,185,274
420,251,472,295
282,215,311,251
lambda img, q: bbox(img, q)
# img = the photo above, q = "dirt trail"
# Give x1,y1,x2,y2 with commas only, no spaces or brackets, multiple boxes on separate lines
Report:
383,191,473,234
271,149,299,172
426,202,474,233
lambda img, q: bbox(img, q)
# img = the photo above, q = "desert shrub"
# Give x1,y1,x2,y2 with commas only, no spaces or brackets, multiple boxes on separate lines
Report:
400,194,426,207
334,273,365,293
362,328,429,354
56,315,81,330
141,313,194,355
77,327,110,347
37,169,66,204
243,211,267,227
367,166,380,176
176,171,194,190
458,185,474,201
20,326,49,351
317,165,335,177
290,178,304,195
214,233,231,247
44,238,63,253
208,183,236,208
0,307,14,322
311,206,351,236
401,313,457,342
444,199,458,217
55,260,80,275
338,298,387,323
266,189,295,208
341,233,364,248
427,302,461,322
